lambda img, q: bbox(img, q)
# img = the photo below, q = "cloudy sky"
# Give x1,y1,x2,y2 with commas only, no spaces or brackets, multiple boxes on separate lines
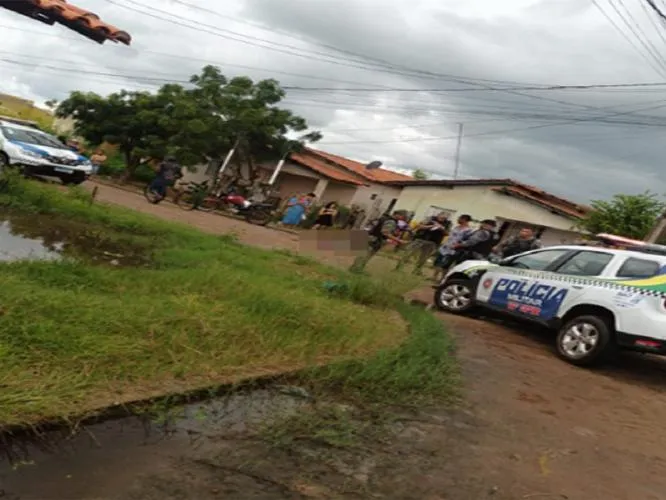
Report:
2,0,666,202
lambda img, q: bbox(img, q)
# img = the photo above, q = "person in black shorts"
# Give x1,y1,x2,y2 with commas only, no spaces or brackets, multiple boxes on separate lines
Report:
312,201,338,229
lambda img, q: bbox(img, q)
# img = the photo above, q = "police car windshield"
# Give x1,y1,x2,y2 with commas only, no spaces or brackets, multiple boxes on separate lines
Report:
1,126,65,149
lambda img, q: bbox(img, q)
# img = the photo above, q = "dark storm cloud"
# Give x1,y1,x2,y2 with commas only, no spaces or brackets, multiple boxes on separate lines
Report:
240,0,666,201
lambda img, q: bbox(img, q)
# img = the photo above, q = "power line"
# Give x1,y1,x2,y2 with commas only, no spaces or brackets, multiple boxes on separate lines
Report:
639,0,666,49
164,0,548,88
606,0,666,76
106,0,646,116
283,81,666,92
7,55,666,128
592,0,666,77
644,0,666,23
316,100,666,144
11,47,666,123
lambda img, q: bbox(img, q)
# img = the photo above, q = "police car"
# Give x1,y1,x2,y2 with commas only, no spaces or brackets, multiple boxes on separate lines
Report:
434,244,666,366
0,119,92,185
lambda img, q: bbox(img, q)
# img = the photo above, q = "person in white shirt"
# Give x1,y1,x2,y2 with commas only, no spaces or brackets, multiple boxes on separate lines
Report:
432,214,473,282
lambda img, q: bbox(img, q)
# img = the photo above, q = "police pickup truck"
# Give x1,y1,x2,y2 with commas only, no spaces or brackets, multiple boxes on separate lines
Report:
434,244,666,366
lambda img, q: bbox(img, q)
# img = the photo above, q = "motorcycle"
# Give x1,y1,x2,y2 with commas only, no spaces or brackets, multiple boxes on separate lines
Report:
176,181,275,226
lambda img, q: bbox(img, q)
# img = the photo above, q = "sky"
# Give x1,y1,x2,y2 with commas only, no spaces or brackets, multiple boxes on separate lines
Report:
2,0,666,202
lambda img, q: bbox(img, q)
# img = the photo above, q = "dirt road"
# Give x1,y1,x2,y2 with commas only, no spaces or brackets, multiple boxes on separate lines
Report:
88,181,300,252
7,182,666,499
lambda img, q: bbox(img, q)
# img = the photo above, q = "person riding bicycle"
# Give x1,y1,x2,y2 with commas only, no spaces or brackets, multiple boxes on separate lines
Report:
148,155,183,200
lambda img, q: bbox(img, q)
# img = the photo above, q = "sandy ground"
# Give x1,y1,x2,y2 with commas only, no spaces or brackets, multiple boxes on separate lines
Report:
4,182,666,499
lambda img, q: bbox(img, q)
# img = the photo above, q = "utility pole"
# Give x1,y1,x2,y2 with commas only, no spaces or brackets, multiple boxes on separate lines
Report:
453,122,463,180
646,210,666,243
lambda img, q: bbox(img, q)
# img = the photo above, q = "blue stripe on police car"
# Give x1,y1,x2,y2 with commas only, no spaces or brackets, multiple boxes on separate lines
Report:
488,278,569,320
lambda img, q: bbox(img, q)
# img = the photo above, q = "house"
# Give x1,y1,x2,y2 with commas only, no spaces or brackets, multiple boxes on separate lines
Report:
387,178,591,246
182,148,411,219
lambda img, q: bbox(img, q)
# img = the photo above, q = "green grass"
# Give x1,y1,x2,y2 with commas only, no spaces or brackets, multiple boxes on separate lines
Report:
263,305,459,450
0,176,419,428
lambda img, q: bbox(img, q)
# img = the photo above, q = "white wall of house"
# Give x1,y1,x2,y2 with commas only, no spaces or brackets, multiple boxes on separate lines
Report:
498,218,581,245
350,183,402,216
395,185,578,230
395,185,583,244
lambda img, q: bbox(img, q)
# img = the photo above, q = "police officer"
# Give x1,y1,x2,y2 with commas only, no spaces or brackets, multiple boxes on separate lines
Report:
350,210,408,273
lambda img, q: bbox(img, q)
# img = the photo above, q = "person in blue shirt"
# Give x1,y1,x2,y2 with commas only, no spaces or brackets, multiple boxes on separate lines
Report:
148,156,183,201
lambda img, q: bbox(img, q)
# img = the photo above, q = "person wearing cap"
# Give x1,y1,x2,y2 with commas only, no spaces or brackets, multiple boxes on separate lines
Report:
451,219,499,264
350,210,408,273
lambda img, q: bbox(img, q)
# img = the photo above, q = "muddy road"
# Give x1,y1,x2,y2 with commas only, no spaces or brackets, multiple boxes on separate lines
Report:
3,183,666,498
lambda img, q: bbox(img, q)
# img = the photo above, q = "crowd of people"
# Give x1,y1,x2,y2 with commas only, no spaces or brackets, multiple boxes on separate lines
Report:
350,210,542,277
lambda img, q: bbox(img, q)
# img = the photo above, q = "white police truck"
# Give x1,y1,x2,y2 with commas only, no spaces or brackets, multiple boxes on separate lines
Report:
0,119,92,185
434,244,666,366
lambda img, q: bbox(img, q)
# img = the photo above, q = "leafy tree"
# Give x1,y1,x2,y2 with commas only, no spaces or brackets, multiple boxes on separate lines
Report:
577,192,666,239
188,66,321,183
55,65,321,181
412,168,429,180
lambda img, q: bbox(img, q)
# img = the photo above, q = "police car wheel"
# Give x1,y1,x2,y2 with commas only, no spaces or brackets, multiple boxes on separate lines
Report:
435,278,475,313
0,152,8,170
556,315,615,367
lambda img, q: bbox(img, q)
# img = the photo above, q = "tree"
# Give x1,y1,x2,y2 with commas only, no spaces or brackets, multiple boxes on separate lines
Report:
188,66,321,183
55,65,321,181
412,168,429,180
577,192,666,239
55,90,181,179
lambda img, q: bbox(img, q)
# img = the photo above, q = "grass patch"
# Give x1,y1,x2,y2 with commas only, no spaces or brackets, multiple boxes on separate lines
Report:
263,305,459,449
0,176,413,429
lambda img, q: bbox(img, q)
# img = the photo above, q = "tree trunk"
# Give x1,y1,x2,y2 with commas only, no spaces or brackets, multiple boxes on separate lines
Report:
120,149,135,184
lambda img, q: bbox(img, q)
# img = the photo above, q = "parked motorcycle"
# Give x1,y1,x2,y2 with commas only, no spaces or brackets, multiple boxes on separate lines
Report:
176,181,274,226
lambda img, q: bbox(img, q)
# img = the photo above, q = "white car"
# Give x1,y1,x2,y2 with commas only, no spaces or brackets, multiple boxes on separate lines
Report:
0,119,92,185
434,245,666,366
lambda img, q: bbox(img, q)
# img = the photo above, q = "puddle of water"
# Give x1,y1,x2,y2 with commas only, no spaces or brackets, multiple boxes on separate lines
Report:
0,219,61,261
0,212,150,266
0,389,308,499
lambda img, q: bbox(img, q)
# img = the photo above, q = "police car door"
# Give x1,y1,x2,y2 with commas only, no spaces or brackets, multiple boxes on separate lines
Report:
475,248,575,323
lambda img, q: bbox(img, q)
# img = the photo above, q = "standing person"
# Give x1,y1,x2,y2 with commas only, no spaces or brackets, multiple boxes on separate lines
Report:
350,210,407,273
451,219,498,264
432,214,473,282
395,212,450,275
312,201,338,229
493,227,542,258
280,192,316,227
147,155,183,201
90,149,107,175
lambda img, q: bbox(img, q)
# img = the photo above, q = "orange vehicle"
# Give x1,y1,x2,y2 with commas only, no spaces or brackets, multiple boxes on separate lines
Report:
1,0,131,45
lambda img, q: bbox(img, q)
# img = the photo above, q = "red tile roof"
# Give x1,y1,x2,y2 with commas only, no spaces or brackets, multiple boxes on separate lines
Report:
491,185,590,220
1,0,131,44
387,178,590,220
289,152,365,186
307,148,414,183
